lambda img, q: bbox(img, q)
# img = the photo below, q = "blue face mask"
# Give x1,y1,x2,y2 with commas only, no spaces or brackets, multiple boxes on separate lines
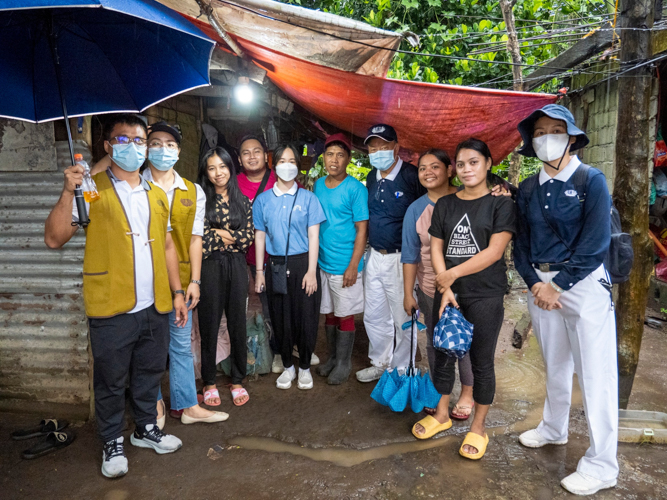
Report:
369,149,395,171
148,147,179,171
112,143,146,172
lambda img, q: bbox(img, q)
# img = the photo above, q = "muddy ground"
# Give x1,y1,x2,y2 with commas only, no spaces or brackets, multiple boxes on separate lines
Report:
1,288,666,500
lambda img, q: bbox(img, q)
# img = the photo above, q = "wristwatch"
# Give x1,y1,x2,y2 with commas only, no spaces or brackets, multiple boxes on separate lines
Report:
190,280,201,285
172,289,185,298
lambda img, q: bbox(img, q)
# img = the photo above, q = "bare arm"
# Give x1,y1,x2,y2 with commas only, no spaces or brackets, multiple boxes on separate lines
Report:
165,232,187,326
403,263,419,316
44,165,83,249
343,220,368,287
254,230,267,293
430,236,459,314
185,235,202,310
302,224,320,296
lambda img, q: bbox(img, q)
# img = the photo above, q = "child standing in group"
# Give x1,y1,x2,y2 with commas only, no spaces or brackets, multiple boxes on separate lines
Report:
412,139,515,463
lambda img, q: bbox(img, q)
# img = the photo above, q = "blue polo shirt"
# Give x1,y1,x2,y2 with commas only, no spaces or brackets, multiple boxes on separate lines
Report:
514,156,611,291
314,175,369,275
366,159,426,252
253,184,326,257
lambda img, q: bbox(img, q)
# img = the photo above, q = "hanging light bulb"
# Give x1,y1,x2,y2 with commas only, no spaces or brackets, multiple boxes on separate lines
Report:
234,76,253,104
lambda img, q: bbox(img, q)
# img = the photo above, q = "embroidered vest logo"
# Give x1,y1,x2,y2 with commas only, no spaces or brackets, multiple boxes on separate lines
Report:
446,213,481,258
564,189,578,197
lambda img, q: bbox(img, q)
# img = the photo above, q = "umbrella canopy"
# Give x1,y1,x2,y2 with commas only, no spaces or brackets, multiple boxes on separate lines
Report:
0,0,215,123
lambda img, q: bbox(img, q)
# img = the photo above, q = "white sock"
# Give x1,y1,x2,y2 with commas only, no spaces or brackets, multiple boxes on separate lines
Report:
285,365,296,377
299,367,310,376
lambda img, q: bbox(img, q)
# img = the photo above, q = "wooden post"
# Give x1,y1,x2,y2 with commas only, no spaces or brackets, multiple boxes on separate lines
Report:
500,0,523,187
613,0,655,409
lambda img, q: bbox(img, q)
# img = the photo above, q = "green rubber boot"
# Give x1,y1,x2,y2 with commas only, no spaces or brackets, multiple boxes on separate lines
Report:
327,329,355,385
316,325,337,377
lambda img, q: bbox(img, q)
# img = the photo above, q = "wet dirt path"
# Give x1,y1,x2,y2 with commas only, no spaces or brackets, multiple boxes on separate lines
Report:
1,292,666,499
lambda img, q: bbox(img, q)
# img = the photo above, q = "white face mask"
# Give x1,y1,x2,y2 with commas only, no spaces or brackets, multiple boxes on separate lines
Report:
275,163,298,182
532,133,570,163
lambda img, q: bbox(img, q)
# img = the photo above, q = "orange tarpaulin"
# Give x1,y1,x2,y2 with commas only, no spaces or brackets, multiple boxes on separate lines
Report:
189,17,558,162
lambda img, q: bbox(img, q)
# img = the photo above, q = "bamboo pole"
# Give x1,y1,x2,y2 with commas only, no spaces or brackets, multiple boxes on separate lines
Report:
613,0,655,409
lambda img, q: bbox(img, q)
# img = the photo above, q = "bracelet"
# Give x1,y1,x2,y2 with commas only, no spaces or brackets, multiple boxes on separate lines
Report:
549,280,564,294
190,280,201,285
172,289,185,298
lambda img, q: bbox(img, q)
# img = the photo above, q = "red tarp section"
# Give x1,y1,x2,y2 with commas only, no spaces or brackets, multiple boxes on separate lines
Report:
189,18,557,163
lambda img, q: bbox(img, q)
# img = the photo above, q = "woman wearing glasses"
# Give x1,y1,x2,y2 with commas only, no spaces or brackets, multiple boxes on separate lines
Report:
144,122,228,426
411,139,515,462
197,147,254,408
254,144,326,391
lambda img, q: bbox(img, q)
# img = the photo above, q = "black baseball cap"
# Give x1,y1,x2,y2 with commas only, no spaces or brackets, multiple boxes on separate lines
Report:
364,123,398,144
148,121,182,144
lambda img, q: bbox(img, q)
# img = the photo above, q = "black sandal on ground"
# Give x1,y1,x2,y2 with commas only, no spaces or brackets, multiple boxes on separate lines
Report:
11,419,69,441
22,430,75,460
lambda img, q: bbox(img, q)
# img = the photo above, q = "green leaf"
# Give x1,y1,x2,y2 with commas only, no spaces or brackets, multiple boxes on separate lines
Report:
426,0,441,6
401,0,419,10
461,24,467,34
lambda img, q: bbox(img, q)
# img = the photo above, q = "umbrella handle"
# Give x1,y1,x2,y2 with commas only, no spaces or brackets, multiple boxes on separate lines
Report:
408,307,417,375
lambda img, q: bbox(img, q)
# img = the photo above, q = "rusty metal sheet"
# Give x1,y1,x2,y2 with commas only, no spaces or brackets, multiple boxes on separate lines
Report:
0,171,89,414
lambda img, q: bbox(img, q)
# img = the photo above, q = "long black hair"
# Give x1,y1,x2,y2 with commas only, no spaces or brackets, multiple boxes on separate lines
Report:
455,138,493,164
197,147,246,230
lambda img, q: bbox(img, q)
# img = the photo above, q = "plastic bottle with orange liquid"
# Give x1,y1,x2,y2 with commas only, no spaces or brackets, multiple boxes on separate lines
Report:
75,154,99,203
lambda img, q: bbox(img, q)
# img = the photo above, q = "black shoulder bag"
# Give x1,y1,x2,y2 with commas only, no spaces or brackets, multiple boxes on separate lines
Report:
271,189,299,295
251,169,271,205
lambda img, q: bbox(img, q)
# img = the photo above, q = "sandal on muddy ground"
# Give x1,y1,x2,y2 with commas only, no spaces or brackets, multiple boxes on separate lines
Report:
203,388,221,407
230,386,249,406
450,402,474,421
11,419,69,441
411,415,452,440
459,432,489,460
22,430,75,460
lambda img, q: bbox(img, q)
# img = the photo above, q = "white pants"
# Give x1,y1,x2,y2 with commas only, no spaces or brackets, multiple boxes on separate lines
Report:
363,248,414,369
528,264,618,481
320,270,364,317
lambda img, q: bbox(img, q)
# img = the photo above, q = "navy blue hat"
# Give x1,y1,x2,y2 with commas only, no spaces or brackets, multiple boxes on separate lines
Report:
148,121,182,144
364,123,398,144
517,104,588,157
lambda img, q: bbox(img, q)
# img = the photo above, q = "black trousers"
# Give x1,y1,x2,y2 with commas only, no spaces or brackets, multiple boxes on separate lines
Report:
266,253,321,369
431,293,504,405
198,252,248,385
89,305,169,442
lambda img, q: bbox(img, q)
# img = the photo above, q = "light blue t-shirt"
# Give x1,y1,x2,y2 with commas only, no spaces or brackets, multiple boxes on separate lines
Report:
314,175,369,275
253,187,326,257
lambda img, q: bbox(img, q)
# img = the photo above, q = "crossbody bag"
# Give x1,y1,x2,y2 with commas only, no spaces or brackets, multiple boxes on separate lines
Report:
271,189,299,295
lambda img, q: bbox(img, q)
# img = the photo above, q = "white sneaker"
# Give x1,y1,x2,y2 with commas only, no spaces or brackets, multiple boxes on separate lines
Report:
291,347,320,366
356,365,385,383
101,437,128,478
560,471,617,496
519,428,568,448
272,354,284,374
297,368,313,390
276,367,296,389
130,424,182,454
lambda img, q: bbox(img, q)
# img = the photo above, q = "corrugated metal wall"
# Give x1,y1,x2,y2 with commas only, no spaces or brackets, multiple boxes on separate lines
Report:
0,171,90,416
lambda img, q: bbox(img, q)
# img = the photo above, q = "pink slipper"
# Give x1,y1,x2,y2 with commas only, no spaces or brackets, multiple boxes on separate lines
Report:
450,402,474,421
230,387,249,407
203,389,221,407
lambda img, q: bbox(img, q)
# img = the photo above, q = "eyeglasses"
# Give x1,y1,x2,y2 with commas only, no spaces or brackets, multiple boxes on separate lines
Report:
110,135,147,146
148,140,179,150
375,178,386,201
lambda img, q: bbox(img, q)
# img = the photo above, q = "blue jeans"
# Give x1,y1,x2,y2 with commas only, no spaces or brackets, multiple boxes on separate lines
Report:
157,308,199,410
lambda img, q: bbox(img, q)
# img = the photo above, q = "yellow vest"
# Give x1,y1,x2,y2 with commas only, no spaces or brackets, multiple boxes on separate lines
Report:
169,179,197,289
82,170,172,318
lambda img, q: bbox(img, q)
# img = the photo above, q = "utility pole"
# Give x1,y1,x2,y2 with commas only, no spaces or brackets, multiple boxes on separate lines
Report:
500,0,524,187
613,0,655,408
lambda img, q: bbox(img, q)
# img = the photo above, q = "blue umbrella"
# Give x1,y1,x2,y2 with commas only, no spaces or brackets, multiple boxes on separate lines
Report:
371,309,441,413
0,0,215,223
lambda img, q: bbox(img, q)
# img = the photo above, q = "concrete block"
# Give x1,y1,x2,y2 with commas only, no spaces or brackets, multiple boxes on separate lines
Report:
0,119,56,172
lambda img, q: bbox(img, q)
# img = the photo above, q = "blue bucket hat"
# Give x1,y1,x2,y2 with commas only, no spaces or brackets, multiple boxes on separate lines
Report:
517,104,589,157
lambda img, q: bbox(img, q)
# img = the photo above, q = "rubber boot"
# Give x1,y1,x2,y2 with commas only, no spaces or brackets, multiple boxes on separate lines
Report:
327,329,355,385
316,325,337,377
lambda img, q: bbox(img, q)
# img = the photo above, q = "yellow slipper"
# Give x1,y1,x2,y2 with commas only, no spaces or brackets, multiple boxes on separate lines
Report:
411,415,453,440
459,432,489,460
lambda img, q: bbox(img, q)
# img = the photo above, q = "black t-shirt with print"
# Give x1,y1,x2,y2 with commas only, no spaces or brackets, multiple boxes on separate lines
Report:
429,193,516,298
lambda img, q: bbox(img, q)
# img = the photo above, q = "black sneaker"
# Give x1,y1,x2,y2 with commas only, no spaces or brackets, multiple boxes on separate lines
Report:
102,437,128,478
130,424,182,454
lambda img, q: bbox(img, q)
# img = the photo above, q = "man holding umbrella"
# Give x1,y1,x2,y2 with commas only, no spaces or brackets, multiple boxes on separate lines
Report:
45,115,187,478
